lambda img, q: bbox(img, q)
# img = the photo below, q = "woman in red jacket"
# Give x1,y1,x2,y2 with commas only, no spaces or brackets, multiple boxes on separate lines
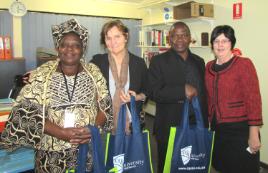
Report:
205,25,262,173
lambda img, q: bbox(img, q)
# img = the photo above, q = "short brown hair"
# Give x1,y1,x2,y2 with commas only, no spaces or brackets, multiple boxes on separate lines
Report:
100,20,129,47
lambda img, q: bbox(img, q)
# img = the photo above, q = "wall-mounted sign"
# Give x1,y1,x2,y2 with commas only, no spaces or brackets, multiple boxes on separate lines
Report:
163,7,173,22
233,3,242,19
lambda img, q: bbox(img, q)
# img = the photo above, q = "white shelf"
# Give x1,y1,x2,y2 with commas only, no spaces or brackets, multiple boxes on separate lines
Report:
137,45,170,48
138,0,214,9
138,0,197,9
137,45,210,48
190,45,211,48
139,17,214,27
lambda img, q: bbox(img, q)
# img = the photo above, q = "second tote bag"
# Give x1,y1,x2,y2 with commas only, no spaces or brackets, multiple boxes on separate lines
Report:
105,96,153,173
163,97,214,173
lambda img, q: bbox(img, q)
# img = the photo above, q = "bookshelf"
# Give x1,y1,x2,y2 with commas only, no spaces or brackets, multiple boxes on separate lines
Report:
138,16,214,67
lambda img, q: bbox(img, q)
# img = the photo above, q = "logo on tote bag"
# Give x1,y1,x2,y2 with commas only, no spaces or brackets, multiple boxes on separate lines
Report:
181,146,206,166
181,146,192,165
111,153,145,172
113,154,125,173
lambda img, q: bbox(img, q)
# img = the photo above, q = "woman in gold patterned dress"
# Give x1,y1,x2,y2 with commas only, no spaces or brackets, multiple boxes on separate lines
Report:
0,18,113,173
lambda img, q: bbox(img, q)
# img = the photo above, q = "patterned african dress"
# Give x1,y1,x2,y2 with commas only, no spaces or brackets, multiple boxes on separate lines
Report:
0,60,113,173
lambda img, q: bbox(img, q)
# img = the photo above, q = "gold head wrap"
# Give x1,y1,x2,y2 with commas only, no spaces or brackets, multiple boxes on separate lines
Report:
51,18,89,56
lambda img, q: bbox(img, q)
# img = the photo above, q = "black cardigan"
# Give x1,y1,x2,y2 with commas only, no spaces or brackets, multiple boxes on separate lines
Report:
90,52,148,114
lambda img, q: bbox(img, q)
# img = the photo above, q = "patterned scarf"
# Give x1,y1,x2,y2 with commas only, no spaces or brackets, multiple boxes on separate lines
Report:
108,51,129,132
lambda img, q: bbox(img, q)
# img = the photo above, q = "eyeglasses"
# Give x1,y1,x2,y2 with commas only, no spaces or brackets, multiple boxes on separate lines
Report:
213,39,230,45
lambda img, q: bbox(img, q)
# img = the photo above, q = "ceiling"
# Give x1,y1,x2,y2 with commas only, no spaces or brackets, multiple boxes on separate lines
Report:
106,0,184,7
112,0,145,3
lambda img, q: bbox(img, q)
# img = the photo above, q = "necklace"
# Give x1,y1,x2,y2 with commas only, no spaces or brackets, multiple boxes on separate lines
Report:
60,63,79,102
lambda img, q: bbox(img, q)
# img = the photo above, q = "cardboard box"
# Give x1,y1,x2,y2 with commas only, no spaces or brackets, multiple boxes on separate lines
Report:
173,1,214,20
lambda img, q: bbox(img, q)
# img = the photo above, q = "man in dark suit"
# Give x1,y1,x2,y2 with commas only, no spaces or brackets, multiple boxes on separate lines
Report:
148,21,208,173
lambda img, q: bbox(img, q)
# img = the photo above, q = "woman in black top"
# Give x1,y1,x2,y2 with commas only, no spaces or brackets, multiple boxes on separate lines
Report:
91,20,148,132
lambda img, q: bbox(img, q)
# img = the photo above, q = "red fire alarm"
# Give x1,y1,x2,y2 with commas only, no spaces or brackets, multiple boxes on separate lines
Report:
233,3,242,19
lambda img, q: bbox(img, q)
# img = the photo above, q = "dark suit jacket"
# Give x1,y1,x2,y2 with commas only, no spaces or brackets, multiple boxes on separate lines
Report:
91,52,148,113
148,49,208,140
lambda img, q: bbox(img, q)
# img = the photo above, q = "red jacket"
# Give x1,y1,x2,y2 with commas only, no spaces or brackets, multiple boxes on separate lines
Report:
205,56,263,126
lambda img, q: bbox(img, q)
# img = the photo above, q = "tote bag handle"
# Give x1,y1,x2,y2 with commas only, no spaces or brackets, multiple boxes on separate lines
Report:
130,96,142,134
115,96,141,135
115,101,127,135
192,96,205,129
181,96,205,130
76,125,105,173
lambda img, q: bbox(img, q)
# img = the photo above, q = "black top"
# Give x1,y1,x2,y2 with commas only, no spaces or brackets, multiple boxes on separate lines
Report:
213,56,235,72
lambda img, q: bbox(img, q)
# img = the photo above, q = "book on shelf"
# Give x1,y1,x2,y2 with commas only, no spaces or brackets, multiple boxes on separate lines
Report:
0,98,13,132
0,98,14,104
3,36,12,60
0,98,14,111
140,29,170,47
143,48,169,67
0,110,11,132
0,106,12,111
0,111,9,121
0,36,4,59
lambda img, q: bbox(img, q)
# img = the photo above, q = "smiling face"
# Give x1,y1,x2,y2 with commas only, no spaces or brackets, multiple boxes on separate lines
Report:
105,26,128,56
212,33,232,60
170,25,191,55
57,32,83,66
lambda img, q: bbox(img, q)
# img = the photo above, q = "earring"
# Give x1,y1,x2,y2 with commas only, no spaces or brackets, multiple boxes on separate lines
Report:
80,56,85,63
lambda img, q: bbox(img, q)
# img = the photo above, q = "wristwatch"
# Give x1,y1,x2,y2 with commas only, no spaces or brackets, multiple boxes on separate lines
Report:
9,0,27,17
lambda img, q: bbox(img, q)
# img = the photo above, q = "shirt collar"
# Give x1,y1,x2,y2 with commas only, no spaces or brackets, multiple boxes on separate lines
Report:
170,48,191,62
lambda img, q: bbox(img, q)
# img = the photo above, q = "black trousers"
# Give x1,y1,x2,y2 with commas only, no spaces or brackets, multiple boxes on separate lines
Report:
155,134,169,173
